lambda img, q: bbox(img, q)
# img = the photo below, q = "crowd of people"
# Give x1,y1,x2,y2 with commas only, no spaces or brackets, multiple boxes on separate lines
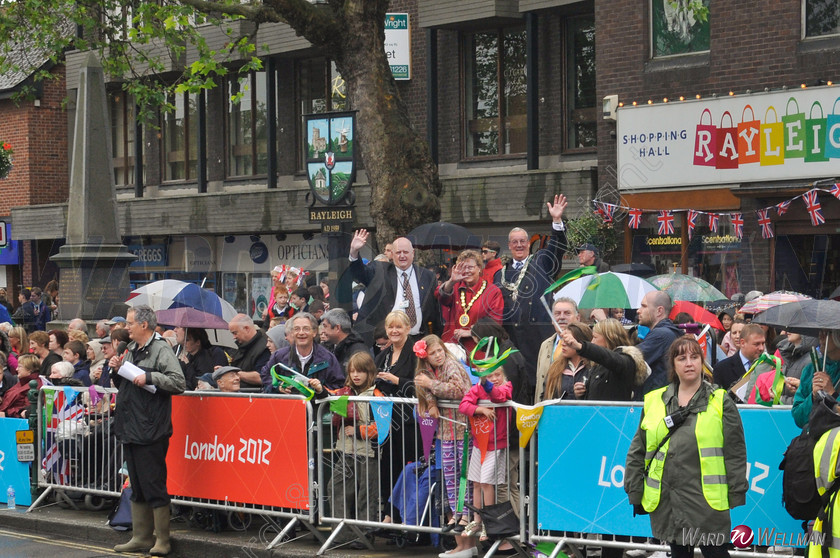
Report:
2,192,839,557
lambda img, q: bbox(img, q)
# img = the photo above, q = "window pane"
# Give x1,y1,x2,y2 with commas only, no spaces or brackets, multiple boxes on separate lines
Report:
806,0,840,37
228,76,253,176
502,29,527,155
110,91,136,185
187,93,198,180
651,0,710,57
164,94,186,181
465,32,500,157
254,71,268,174
568,16,597,149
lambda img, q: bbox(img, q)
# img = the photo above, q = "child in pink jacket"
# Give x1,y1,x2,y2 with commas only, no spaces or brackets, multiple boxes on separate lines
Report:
458,368,512,541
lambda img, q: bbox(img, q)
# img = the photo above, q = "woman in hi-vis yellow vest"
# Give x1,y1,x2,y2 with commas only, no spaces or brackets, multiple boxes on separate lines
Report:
625,336,747,558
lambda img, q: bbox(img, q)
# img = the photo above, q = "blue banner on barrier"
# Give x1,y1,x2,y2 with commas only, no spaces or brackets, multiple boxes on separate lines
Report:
537,405,802,544
0,417,32,506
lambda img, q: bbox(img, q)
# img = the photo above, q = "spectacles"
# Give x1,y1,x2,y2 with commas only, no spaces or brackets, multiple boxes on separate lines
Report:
293,326,313,333
509,240,529,246
461,265,477,271
481,249,495,254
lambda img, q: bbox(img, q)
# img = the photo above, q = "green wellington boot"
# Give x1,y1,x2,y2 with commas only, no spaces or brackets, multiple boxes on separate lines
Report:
113,502,155,553
149,505,172,556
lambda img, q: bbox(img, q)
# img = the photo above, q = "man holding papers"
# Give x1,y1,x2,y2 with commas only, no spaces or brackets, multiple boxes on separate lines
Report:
109,305,185,557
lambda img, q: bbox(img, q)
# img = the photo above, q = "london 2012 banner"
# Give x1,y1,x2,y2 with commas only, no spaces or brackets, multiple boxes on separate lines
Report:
167,395,310,510
616,87,840,189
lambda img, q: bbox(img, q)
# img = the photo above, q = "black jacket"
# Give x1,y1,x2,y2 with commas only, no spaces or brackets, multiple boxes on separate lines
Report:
712,353,749,391
345,260,442,346
493,225,568,387
332,331,371,372
579,342,637,402
230,330,271,388
113,335,185,445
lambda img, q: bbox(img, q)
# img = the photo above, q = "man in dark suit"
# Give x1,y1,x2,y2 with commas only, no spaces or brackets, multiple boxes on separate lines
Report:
713,323,766,394
347,231,442,346
494,194,569,395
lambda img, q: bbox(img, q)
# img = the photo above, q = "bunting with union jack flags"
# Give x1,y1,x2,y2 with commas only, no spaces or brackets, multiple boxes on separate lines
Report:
756,209,774,239
657,210,675,235
42,386,86,485
829,183,840,201
802,189,825,226
775,199,792,216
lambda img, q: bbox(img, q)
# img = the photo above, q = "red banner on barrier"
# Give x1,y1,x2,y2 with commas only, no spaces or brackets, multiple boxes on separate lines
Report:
167,395,310,509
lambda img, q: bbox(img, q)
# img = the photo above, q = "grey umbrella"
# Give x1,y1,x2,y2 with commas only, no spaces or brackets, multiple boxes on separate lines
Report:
751,299,840,336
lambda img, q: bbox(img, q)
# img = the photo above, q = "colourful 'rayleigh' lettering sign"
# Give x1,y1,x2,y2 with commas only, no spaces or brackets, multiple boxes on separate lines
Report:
617,87,840,190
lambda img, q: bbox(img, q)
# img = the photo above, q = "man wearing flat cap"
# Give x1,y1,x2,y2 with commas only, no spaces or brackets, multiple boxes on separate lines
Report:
577,242,610,272
213,366,241,393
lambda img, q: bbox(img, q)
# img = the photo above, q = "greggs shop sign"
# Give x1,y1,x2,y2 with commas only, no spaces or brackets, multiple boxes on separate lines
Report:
617,87,840,189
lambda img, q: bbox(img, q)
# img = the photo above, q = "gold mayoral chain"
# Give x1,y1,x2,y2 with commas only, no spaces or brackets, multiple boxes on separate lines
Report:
500,255,533,303
459,280,488,327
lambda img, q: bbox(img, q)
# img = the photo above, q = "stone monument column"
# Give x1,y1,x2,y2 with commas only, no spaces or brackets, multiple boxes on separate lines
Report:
50,52,136,321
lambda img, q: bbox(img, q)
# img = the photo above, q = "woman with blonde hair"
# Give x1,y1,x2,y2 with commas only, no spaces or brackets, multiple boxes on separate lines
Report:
539,321,592,402
560,318,648,401
8,326,28,361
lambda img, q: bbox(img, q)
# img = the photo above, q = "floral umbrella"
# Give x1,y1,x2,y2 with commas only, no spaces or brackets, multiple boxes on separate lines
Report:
738,290,811,315
648,273,726,303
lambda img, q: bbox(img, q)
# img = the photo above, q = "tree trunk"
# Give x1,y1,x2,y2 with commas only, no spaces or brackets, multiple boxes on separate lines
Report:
333,1,441,249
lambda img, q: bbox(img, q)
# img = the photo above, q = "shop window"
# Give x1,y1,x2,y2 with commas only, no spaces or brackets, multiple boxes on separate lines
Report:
296,58,347,171
566,16,597,150
805,0,840,37
163,92,199,181
227,70,268,177
685,220,742,298
463,27,527,158
651,0,710,57
109,90,140,186
775,234,838,298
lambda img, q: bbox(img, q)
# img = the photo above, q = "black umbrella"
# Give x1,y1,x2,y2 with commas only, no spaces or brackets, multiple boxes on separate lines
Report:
751,299,840,336
406,222,482,250
611,263,655,278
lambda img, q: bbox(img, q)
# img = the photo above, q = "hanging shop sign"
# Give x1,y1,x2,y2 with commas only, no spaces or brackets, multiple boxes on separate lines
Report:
617,86,840,190
303,111,357,206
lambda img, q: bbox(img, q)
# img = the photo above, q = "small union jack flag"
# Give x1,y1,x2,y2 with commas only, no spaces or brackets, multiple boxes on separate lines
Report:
829,183,840,201
687,210,699,240
757,209,774,239
594,202,616,223
708,213,719,233
803,189,825,226
776,200,792,216
730,213,744,239
657,210,675,235
628,208,643,229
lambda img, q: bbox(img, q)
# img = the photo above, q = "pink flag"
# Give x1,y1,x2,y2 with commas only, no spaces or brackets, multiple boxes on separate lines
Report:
418,413,438,462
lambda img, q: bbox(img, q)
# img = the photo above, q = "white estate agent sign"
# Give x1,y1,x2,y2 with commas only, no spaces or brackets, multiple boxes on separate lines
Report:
617,86,840,190
385,13,411,80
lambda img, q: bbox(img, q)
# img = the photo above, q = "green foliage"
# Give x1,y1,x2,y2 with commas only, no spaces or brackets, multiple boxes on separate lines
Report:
565,212,619,260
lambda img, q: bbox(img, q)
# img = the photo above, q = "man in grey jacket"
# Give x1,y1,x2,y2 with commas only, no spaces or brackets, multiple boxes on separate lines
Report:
109,305,185,556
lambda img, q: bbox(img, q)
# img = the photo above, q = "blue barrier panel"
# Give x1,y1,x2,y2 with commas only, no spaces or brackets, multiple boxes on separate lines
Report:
537,405,802,543
0,417,32,506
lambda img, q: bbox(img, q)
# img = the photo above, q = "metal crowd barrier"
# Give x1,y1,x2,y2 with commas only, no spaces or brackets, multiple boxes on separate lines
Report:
314,395,528,557
27,384,804,558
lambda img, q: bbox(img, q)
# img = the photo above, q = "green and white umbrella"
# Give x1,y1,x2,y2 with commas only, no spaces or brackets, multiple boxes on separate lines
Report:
648,273,726,303
552,271,658,309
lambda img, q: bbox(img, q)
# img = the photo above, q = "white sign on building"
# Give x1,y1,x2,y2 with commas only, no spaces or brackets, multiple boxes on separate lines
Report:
385,13,411,80
616,86,840,190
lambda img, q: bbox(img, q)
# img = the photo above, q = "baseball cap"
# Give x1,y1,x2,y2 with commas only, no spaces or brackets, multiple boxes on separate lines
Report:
105,316,127,325
578,243,598,253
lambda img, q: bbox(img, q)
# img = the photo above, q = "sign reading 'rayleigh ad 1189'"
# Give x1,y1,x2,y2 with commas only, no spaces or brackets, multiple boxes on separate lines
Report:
304,111,357,206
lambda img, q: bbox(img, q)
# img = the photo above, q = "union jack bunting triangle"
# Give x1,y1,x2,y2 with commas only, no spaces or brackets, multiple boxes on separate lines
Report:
775,200,791,216
829,183,840,201
628,208,643,229
756,209,774,239
657,210,675,235
687,210,698,240
708,213,719,233
730,213,744,240
803,189,825,226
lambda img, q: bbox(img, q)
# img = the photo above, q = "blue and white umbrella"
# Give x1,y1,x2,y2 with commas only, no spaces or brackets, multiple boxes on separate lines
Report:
126,280,237,322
